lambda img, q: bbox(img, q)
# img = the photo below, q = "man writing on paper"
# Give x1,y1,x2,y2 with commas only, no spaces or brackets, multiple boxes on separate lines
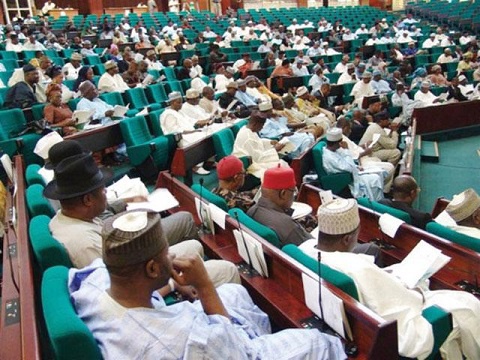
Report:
69,209,346,359
299,198,480,359
435,188,480,239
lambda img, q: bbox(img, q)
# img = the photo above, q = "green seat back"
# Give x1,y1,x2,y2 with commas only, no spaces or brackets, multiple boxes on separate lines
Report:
311,141,352,194
282,244,359,300
29,215,73,272
145,83,168,104
426,222,480,252
357,197,412,224
422,305,453,360
228,208,280,247
212,128,234,162
26,184,55,218
191,184,228,212
124,87,150,110
42,266,102,360
0,108,27,140
25,164,45,186
230,119,248,137
148,109,166,137
120,116,152,146
32,103,46,121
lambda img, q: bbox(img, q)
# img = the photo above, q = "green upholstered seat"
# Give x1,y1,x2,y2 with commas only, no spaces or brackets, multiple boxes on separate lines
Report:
282,244,359,300
29,215,72,273
147,109,167,137
426,222,480,252
283,244,452,359
357,197,412,224
211,128,235,162
228,208,280,247
25,164,45,186
123,87,162,111
26,184,55,218
191,184,228,212
311,141,352,194
42,266,102,360
119,116,170,170
145,83,169,105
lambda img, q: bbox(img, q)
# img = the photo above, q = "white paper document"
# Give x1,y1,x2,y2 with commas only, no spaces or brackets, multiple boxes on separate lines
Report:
290,202,312,220
72,109,95,124
302,272,352,340
1,154,13,183
113,104,129,118
107,175,149,202
278,137,296,155
385,240,451,289
126,188,179,213
233,229,269,277
369,133,381,148
378,213,405,238
209,203,227,230
194,197,215,235
319,190,333,205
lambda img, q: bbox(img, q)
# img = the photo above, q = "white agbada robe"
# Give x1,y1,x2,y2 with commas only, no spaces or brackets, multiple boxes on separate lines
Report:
62,63,81,81
413,90,438,107
322,147,385,201
350,81,375,107
246,87,270,104
159,108,205,147
214,74,229,93
435,211,480,239
98,73,129,93
232,127,287,179
298,241,480,360
179,102,210,122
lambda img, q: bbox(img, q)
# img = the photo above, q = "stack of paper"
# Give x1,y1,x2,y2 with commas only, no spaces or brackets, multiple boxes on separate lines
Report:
72,109,95,125
113,105,129,118
126,188,179,212
233,229,269,277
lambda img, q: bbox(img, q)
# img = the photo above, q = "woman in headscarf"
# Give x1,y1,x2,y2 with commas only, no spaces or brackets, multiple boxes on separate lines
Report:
45,65,75,103
43,89,78,136
73,66,94,92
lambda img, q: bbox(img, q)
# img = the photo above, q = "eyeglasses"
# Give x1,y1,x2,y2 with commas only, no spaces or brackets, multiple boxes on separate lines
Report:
284,187,298,198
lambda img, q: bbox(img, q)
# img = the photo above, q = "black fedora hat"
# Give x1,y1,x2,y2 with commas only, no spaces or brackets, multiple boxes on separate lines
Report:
43,153,108,200
45,140,90,170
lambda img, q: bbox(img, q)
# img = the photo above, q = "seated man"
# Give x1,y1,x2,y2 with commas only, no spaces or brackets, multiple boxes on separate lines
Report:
44,153,238,286
435,188,480,238
232,111,287,189
212,156,258,212
218,82,252,118
413,81,443,107
379,175,432,229
4,64,39,109
69,209,345,359
295,86,335,125
98,60,130,94
350,71,375,108
322,128,386,201
180,89,214,123
235,79,259,108
359,111,402,166
299,198,480,359
76,81,115,122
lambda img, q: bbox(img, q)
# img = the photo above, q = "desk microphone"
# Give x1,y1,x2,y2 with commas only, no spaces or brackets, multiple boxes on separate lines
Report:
198,178,207,233
233,210,255,276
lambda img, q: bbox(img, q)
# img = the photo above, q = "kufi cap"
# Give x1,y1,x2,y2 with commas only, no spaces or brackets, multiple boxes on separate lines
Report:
34,132,63,160
46,140,89,170
382,18,387,21
83,39,91,45
358,62,366,68
185,88,200,99
245,75,256,83
217,155,244,180
372,70,382,77
421,80,431,88
321,41,329,46
297,59,304,64
342,55,349,61
168,91,182,102
225,66,235,74
317,199,360,235
226,81,238,89
296,86,308,96
362,71,373,79
361,23,366,27
313,64,321,73
237,79,246,87
43,154,107,200
146,49,155,56
104,60,117,70
346,63,355,69
258,102,273,111
408,41,415,45
430,33,435,37
326,128,343,142
446,189,480,222
23,63,37,73
102,210,167,267
282,93,294,103
262,164,296,190
71,52,82,61
292,18,297,22
431,64,441,72
458,75,467,82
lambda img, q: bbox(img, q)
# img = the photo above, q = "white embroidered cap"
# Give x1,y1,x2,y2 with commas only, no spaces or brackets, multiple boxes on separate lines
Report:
317,199,360,235
446,189,480,222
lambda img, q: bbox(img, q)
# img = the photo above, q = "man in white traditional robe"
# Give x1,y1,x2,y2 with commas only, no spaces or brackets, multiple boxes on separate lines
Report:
98,61,129,94
300,198,480,360
180,89,214,123
350,71,375,107
322,128,385,201
435,188,480,239
413,80,442,107
232,111,287,181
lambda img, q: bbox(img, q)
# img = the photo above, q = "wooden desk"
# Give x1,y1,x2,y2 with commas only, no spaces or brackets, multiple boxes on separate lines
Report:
65,121,124,152
298,183,480,298
0,156,41,360
104,7,132,16
132,7,148,16
413,100,480,135
157,172,399,359
49,9,79,19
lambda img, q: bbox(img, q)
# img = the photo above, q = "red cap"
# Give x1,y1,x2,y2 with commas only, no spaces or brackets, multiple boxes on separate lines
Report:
217,156,244,180
262,164,296,189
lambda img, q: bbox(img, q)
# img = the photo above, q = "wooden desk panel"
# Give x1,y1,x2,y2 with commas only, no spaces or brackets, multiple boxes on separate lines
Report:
65,122,124,152
49,9,79,19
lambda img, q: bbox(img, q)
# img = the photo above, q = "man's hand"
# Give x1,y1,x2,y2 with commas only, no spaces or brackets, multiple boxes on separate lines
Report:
390,123,399,132
171,255,211,290
339,140,348,149
274,142,286,151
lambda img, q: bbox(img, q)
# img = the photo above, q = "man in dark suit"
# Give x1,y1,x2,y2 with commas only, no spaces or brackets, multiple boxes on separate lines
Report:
4,64,39,109
379,175,432,229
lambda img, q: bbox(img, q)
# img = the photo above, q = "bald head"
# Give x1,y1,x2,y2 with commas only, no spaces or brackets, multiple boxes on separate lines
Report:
391,175,419,203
